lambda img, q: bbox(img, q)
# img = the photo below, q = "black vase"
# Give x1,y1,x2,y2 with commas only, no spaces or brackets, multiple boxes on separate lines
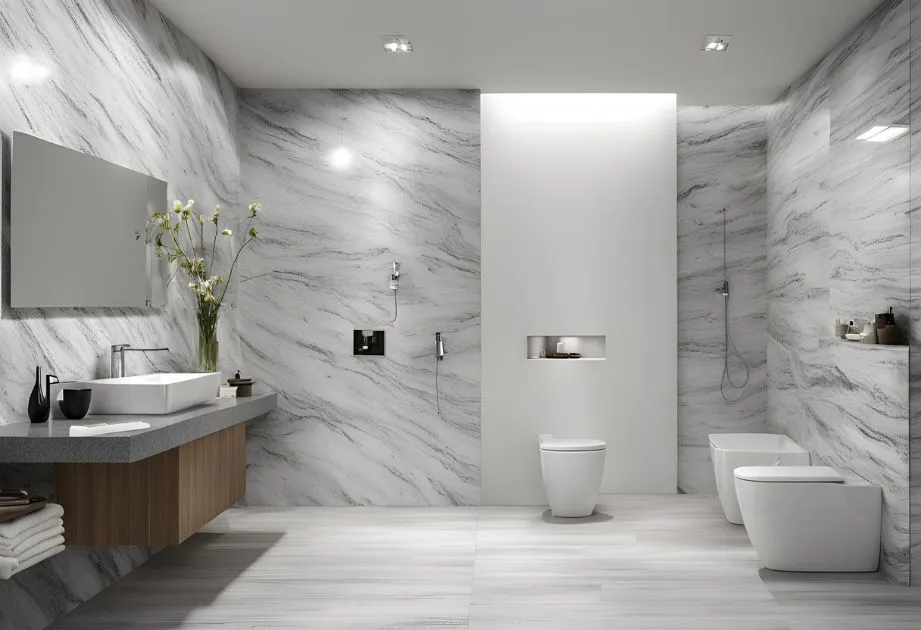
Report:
27,366,58,424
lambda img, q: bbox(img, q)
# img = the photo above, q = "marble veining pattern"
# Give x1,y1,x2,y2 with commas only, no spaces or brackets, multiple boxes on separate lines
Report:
909,0,921,587
237,89,481,506
0,0,241,627
767,0,911,584
677,106,769,493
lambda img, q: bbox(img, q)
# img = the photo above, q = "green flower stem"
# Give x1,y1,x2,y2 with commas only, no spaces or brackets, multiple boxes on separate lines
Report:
196,297,220,372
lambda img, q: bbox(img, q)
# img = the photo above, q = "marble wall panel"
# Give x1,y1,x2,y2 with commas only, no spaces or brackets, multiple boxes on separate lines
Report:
0,0,241,626
237,89,481,506
677,106,769,493
767,0,911,584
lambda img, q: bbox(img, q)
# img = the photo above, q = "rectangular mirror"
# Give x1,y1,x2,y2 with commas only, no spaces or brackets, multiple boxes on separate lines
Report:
10,132,166,308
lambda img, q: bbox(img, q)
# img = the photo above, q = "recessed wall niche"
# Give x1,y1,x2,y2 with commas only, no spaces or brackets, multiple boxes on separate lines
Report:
526,335,606,360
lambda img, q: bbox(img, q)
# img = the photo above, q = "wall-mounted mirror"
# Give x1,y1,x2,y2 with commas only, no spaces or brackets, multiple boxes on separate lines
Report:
10,132,166,308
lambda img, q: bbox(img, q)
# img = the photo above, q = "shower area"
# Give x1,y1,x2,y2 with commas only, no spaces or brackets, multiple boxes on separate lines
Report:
676,105,770,494
678,0,917,584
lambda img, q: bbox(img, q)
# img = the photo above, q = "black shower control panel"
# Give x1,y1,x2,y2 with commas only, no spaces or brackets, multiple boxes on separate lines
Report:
354,330,385,356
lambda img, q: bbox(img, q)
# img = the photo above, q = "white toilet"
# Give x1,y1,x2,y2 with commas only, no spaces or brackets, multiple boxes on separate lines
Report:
709,433,810,524
538,434,606,518
734,465,881,572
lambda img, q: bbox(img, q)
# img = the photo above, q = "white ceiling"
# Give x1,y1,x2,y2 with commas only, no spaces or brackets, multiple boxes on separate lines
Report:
151,0,883,105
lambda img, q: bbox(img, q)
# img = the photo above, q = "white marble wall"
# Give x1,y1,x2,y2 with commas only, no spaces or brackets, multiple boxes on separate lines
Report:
909,0,921,588
677,106,769,493
0,0,241,626
767,0,911,584
238,90,481,506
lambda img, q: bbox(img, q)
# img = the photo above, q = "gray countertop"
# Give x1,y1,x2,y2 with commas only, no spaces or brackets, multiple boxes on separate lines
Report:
0,392,276,463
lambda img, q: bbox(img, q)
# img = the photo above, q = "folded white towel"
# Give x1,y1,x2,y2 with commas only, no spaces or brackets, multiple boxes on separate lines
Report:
11,544,65,578
0,524,64,557
0,504,64,541
0,535,65,579
0,518,62,549
69,421,151,437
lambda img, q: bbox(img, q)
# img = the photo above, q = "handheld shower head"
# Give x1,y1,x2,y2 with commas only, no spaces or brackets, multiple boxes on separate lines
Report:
435,332,445,360
390,262,401,290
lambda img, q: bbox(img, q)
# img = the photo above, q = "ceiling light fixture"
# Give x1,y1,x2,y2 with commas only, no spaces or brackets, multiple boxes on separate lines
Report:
329,90,353,170
381,36,413,53
701,35,732,52
855,124,908,143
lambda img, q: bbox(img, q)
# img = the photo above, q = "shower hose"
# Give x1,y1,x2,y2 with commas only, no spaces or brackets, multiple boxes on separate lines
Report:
720,292,751,403
719,208,751,404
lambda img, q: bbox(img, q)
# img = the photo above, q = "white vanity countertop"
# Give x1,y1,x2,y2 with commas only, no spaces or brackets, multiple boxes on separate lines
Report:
0,392,276,463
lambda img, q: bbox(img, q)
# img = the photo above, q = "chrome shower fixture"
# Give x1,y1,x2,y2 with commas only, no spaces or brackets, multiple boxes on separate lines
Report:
390,261,401,323
435,332,445,360
390,261,401,290
435,332,445,416
717,208,750,403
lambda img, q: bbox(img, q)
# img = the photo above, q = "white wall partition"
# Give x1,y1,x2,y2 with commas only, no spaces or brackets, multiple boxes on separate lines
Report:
481,94,677,504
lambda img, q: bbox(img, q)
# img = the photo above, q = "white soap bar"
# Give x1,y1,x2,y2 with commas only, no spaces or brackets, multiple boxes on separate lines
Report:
69,422,151,437
219,386,238,398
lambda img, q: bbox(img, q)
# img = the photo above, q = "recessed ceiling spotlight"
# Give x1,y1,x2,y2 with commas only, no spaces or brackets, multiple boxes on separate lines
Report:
382,36,413,53
855,124,909,143
702,35,732,52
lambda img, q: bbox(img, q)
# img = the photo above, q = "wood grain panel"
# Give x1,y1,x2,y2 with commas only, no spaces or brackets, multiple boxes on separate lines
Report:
55,424,246,546
177,423,246,540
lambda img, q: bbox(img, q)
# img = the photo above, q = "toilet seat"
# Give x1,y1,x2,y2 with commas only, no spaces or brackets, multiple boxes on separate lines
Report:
539,438,606,452
734,466,844,483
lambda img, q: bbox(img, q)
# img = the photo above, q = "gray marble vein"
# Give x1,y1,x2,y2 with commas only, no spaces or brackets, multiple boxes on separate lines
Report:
0,0,242,627
237,89,481,506
767,0,911,584
677,106,769,493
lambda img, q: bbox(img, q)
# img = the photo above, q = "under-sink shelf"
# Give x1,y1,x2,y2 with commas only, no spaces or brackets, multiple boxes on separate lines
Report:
526,335,606,360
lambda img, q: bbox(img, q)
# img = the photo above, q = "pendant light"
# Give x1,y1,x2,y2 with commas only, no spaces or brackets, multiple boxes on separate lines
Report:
330,89,353,169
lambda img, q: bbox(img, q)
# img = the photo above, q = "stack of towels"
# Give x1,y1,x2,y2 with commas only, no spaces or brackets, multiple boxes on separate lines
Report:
0,503,65,579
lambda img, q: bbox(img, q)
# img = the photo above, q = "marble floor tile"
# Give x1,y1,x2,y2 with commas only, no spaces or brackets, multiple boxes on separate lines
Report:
49,497,921,629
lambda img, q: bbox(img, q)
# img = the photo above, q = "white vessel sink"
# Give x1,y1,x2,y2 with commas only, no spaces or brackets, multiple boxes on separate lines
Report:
83,373,220,415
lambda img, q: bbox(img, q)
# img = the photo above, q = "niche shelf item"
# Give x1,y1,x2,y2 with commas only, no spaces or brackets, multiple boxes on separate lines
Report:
526,336,606,360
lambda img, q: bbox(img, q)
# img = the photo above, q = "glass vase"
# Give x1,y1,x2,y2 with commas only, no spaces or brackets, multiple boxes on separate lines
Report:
197,314,219,373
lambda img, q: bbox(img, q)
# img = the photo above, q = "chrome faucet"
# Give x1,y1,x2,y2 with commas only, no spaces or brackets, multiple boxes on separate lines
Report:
110,344,170,379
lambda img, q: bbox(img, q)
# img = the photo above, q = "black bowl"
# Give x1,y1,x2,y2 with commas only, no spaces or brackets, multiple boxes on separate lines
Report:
59,388,92,420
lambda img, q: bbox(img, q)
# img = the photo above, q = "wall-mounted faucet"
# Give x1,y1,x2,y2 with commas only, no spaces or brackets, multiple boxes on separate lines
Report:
110,344,170,378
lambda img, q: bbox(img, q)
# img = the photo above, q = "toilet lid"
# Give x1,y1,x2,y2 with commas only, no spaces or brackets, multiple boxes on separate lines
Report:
540,438,606,452
733,466,844,483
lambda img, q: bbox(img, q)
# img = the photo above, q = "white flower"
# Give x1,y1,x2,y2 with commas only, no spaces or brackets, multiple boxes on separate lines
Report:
221,229,232,236
188,282,196,290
